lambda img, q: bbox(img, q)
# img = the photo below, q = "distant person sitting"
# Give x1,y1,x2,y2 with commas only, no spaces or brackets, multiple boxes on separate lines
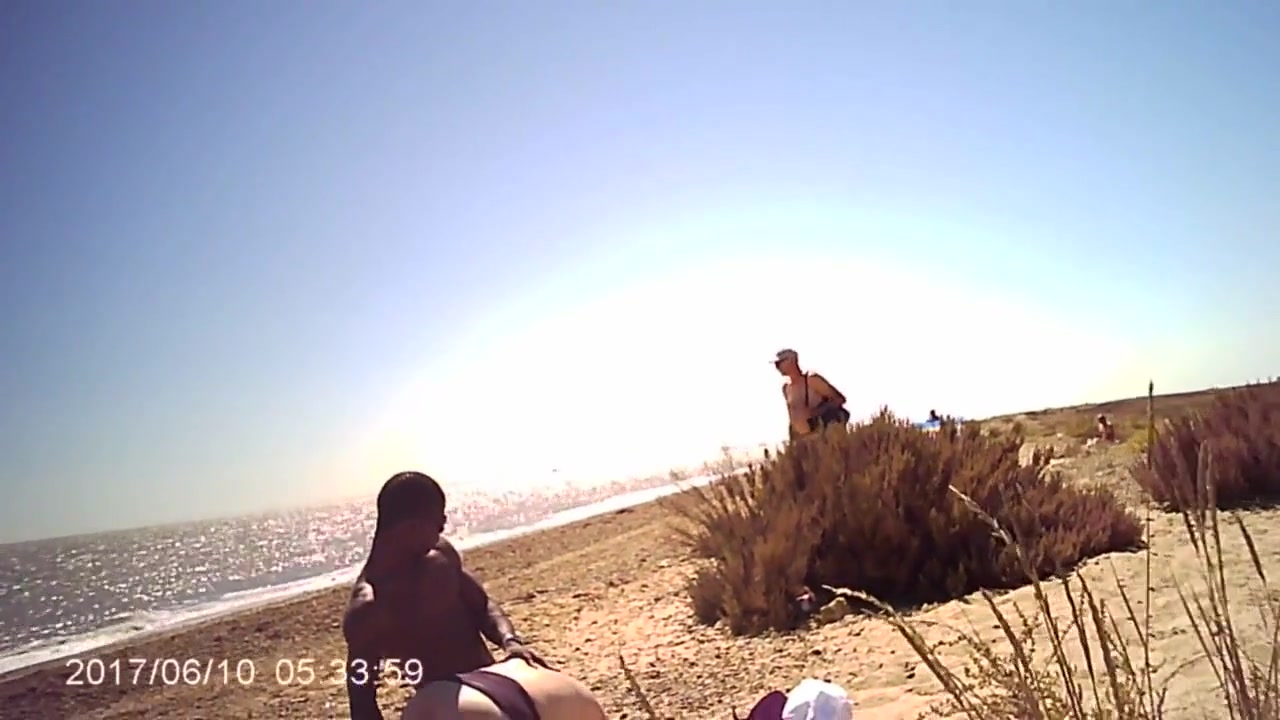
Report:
344,472,606,720
1096,414,1117,442
774,348,850,439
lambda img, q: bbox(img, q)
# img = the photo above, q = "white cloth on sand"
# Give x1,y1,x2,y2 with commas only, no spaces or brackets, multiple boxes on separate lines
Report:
781,678,853,720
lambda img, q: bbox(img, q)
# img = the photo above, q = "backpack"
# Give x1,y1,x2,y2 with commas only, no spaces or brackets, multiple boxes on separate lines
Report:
804,374,850,430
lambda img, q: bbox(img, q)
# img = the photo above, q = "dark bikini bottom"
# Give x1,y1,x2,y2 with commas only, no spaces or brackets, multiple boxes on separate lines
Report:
454,669,541,720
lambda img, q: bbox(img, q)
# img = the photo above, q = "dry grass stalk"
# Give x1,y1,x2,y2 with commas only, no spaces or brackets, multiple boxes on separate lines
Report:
619,652,661,720
867,383,1280,719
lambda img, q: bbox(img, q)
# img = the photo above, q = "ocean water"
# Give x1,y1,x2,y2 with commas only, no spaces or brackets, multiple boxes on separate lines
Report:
0,472,719,676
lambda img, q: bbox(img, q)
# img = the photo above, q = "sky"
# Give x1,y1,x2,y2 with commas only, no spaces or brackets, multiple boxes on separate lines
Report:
1,1,1277,543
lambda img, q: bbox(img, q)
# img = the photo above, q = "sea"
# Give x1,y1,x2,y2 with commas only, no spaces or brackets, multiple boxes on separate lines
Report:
0,471,723,676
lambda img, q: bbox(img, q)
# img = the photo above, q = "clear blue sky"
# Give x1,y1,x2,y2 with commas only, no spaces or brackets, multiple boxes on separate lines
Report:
1,1,1277,543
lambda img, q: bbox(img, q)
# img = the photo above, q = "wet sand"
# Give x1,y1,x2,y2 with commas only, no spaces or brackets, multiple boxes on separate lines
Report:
1,390,1264,719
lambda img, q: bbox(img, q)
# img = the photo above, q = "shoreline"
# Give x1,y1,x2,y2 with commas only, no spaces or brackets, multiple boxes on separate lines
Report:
0,583,344,686
0,488,702,720
0,474,725,685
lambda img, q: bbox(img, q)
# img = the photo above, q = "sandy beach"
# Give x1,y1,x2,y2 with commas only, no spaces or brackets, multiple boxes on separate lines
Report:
2,400,1269,720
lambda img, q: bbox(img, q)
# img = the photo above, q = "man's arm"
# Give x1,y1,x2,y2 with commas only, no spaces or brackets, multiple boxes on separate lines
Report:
345,645,382,720
783,384,803,431
437,539,519,648
463,570,519,648
343,577,382,643
343,581,383,720
445,540,553,667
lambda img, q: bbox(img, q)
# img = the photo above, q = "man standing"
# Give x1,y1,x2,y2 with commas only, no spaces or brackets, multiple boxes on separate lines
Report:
773,348,850,439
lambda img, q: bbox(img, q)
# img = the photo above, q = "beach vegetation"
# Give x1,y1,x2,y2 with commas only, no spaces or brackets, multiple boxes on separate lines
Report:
868,435,1280,719
626,385,1280,719
672,410,1143,635
1132,379,1280,511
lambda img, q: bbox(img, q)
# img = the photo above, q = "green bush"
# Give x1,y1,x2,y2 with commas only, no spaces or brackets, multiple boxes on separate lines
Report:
1132,380,1280,510
672,411,1143,635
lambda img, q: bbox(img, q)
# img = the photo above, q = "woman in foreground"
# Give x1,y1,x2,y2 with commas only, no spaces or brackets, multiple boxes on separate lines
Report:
400,657,606,720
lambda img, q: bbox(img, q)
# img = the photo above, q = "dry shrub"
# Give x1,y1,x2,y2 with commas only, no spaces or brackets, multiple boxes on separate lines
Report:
672,410,1142,635
1056,412,1148,445
1124,428,1151,456
1064,413,1106,441
872,432,1280,719
1133,380,1280,510
1003,384,1227,444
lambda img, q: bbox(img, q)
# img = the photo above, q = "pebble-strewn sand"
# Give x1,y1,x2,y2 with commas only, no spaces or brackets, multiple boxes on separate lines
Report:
2,436,1268,719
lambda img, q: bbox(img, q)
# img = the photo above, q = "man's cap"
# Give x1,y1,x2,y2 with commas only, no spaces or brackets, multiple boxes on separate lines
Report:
774,348,798,364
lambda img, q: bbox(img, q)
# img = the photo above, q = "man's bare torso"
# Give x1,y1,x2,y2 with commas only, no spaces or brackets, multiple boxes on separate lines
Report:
351,539,496,680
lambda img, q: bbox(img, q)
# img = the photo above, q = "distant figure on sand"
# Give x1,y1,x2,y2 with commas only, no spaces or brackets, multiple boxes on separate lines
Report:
344,472,606,720
774,348,850,439
1096,414,1117,442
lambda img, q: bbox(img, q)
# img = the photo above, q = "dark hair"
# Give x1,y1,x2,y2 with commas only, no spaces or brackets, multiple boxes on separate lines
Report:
375,471,446,528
